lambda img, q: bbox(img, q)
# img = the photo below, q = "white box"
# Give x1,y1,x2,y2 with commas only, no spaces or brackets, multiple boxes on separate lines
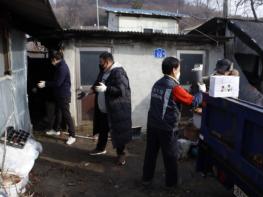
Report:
209,76,240,98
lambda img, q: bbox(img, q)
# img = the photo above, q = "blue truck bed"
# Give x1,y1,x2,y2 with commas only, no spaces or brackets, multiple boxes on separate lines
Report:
198,94,263,197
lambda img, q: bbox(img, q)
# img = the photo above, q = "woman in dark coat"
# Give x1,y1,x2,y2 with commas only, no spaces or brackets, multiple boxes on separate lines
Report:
90,52,132,165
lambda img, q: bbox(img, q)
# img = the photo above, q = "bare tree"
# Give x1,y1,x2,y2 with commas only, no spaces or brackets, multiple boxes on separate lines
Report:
234,0,263,20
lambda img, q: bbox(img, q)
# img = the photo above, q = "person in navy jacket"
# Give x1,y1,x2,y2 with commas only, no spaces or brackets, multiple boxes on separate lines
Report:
38,51,76,145
142,57,205,188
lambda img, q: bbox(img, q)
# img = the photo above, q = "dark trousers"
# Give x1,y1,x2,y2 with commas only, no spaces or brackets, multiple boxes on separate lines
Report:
96,111,125,155
54,97,75,137
44,101,56,130
142,126,178,187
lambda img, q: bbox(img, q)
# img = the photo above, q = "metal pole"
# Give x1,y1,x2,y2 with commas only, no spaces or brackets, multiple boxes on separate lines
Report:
96,0,100,29
223,0,228,18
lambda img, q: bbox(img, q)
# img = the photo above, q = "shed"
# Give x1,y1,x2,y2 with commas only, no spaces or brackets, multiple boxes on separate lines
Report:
188,17,263,106
43,29,227,132
101,7,186,34
0,0,61,136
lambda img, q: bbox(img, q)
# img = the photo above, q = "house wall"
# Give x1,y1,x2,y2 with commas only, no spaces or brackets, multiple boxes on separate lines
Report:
64,38,223,131
63,40,78,125
109,15,179,34
0,27,31,136
108,13,119,32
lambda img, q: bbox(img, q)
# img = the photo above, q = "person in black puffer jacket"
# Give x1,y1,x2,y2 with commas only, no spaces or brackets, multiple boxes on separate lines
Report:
83,52,132,166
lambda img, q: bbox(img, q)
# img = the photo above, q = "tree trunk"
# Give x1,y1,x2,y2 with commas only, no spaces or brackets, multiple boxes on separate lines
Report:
250,0,258,20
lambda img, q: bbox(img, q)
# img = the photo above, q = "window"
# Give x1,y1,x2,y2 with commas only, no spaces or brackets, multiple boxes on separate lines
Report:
143,28,153,33
154,29,163,33
0,27,10,77
177,50,206,85
80,51,102,85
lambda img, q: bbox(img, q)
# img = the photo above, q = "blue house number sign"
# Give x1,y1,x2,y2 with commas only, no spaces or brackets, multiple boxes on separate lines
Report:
153,48,166,58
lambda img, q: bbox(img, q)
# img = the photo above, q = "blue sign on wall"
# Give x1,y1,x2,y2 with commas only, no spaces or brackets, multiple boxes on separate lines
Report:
153,48,166,58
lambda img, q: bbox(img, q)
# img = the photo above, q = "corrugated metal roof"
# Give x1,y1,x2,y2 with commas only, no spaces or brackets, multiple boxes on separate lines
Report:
228,19,263,55
61,28,229,44
231,20,263,50
100,7,188,19
187,17,263,54
0,0,62,36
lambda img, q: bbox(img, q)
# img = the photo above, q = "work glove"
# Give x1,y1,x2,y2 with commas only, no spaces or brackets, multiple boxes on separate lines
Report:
77,91,86,100
95,82,107,93
37,81,46,88
198,83,206,93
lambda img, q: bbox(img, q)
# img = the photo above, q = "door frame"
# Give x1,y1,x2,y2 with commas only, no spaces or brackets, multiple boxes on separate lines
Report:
176,50,207,87
75,47,111,125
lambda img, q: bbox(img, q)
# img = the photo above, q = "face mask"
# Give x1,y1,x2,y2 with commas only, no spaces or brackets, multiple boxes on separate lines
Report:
99,64,104,71
176,72,180,81
99,61,108,71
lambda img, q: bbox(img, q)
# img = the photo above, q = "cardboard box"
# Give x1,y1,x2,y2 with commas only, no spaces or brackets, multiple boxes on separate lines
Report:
209,76,240,98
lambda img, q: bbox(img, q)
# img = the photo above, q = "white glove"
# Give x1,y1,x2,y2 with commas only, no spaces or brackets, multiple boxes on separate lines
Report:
95,82,107,93
198,83,206,92
38,81,46,88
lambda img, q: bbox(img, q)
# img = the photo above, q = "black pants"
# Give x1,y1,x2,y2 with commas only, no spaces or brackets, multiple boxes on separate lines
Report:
96,111,125,155
44,101,56,130
54,97,75,137
142,126,178,187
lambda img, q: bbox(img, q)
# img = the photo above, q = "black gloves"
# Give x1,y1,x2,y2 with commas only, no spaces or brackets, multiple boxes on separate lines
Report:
77,91,86,100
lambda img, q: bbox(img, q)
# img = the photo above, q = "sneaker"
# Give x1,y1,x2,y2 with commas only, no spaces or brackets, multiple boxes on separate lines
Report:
66,136,76,145
117,155,126,166
46,130,61,136
89,149,107,156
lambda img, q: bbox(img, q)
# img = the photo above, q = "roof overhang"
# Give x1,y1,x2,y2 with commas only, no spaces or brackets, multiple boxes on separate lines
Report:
187,17,227,36
188,17,263,56
112,13,182,20
56,29,230,45
0,0,62,36
101,7,186,20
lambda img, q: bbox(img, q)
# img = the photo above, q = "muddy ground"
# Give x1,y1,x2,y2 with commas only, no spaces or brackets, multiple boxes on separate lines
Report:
27,131,234,197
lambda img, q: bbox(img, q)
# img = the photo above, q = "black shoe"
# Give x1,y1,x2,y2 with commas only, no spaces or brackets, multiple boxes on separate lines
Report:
117,155,126,166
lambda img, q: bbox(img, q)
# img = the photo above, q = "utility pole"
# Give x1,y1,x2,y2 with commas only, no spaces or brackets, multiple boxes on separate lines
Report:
223,0,229,18
96,0,100,29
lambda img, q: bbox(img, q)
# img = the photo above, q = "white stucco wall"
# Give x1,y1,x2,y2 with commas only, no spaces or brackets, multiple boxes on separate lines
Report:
63,40,78,126
108,13,119,32
111,16,179,34
65,38,224,131
113,42,223,131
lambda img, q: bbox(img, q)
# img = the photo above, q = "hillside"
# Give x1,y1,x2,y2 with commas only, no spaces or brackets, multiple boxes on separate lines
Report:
51,0,222,30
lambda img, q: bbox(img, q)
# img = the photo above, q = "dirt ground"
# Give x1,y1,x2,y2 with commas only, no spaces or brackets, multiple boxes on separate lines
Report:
26,131,234,197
